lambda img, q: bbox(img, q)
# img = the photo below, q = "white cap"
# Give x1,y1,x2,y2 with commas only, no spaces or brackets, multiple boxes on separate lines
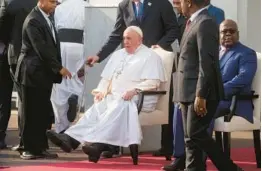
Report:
125,26,143,38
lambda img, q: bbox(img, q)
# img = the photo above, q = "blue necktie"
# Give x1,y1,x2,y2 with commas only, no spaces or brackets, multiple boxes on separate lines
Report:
136,1,143,22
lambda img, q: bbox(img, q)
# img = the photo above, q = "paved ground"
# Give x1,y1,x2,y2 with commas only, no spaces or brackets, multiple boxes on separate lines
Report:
0,111,255,167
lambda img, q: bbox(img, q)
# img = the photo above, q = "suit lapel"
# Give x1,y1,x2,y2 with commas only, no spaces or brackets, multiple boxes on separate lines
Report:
141,0,151,22
180,10,208,49
180,17,199,49
220,50,235,69
128,0,136,21
35,7,56,45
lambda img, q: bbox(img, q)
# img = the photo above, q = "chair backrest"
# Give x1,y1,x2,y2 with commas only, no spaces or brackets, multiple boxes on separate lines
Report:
153,48,175,122
252,52,261,120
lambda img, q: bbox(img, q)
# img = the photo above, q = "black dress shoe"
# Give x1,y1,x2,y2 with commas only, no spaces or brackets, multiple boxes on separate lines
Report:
101,151,113,158
0,140,7,149
162,162,184,171
82,144,102,163
46,130,72,153
20,151,44,160
152,148,172,160
41,150,58,159
11,144,24,151
67,94,78,122
162,157,185,171
101,146,120,158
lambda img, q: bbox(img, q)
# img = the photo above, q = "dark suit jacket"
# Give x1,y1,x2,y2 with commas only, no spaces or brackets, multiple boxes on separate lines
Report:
0,0,37,66
207,4,225,25
15,7,62,90
97,0,179,61
173,10,224,102
177,14,186,44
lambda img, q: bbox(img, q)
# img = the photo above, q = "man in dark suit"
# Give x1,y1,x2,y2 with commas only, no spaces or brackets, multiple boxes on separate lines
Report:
87,0,179,62
173,0,186,44
163,1,225,170
15,0,71,160
172,0,243,170
0,0,37,149
87,0,180,158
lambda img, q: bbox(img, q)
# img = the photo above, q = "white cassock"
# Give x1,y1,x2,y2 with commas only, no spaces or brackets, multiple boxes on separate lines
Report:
65,45,167,147
51,0,87,133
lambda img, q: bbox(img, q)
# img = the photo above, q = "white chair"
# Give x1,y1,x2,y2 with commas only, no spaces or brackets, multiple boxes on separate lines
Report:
214,52,261,168
138,48,175,126
123,47,174,165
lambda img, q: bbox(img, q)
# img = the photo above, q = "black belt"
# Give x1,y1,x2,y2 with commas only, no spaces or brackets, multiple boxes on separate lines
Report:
57,28,83,44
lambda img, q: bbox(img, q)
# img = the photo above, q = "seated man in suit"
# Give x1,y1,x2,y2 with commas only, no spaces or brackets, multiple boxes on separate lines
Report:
162,19,257,171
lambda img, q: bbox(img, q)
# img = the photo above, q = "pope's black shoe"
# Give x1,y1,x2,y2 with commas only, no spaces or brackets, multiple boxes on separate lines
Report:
46,130,72,153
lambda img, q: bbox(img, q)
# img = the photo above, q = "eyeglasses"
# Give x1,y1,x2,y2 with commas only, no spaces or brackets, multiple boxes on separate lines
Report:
220,29,238,34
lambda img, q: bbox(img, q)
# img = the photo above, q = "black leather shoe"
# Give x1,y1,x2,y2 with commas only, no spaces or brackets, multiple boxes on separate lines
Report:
0,140,7,149
82,144,102,163
46,130,72,153
20,151,44,160
101,151,113,158
152,148,172,160
162,162,184,171
42,150,58,159
101,146,120,158
67,94,78,122
161,156,185,171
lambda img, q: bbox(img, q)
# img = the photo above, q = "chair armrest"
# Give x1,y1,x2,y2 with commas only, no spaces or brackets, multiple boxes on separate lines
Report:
224,91,259,122
137,90,167,114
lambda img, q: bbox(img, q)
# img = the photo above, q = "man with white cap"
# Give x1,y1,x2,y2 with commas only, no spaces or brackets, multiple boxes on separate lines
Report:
51,0,87,133
47,26,167,165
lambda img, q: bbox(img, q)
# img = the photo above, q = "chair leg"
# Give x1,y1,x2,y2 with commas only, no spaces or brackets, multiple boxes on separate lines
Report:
215,131,223,151
253,130,261,168
119,147,124,156
129,144,138,165
223,132,231,157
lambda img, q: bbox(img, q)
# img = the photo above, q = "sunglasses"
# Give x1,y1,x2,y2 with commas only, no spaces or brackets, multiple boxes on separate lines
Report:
220,29,237,34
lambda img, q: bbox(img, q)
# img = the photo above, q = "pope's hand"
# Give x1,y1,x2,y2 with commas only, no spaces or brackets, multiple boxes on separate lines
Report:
122,89,137,101
94,92,104,102
59,67,72,79
86,56,99,67
194,96,207,117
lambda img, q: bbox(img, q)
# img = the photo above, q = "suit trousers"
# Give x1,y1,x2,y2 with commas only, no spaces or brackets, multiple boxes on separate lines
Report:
160,76,174,153
21,85,51,153
0,55,13,141
180,101,237,171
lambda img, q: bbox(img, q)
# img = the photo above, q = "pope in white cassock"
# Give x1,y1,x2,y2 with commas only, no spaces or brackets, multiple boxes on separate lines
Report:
47,26,167,165
51,0,87,133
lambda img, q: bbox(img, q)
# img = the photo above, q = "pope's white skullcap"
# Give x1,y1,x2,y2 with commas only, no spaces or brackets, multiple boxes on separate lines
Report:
125,26,143,38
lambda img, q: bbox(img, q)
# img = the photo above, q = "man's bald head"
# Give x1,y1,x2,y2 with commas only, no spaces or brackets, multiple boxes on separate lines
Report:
219,19,239,47
123,26,143,54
